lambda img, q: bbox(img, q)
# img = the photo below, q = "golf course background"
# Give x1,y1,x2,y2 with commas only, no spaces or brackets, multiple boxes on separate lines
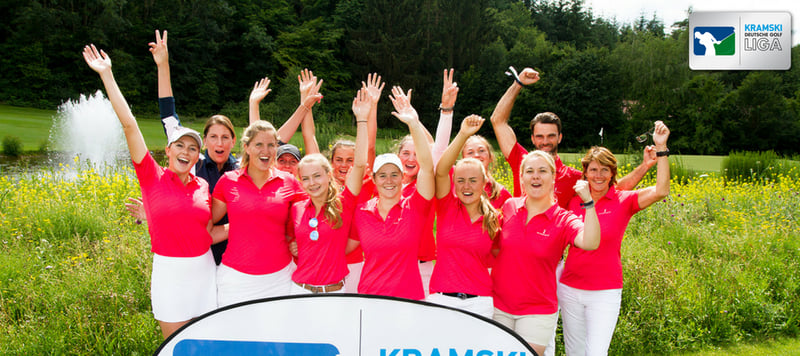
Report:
2,104,800,354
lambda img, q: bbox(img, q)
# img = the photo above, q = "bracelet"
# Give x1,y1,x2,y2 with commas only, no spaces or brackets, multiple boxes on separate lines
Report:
580,200,595,209
438,104,454,112
356,120,368,123
504,66,524,87
656,149,670,157
301,104,311,111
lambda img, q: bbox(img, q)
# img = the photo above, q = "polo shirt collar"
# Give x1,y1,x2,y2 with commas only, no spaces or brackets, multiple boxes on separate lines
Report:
599,185,618,201
164,167,199,188
233,166,285,185
511,197,559,220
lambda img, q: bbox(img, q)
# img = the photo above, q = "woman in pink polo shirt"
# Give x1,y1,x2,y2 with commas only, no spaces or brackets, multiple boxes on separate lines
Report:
491,150,601,355
83,45,217,338
211,106,318,306
426,114,500,318
287,88,371,294
558,121,670,356
350,86,435,300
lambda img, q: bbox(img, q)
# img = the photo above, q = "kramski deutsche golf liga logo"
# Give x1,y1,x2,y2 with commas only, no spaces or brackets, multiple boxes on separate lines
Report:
693,26,735,56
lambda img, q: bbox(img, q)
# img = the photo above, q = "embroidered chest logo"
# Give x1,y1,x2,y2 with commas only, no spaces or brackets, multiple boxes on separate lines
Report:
536,230,550,238
598,209,612,216
230,187,240,203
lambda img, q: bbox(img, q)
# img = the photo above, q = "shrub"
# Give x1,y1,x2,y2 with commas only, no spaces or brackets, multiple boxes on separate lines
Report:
2,135,23,156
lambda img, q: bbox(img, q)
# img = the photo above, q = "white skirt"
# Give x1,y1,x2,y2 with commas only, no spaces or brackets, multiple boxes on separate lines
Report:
150,250,217,322
216,261,295,307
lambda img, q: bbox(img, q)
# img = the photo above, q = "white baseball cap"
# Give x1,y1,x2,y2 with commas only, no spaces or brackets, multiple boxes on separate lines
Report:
373,153,403,173
168,126,203,148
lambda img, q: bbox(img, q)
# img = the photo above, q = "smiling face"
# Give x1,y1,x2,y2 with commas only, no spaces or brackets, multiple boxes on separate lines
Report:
373,164,403,200
331,145,355,184
462,136,492,171
520,153,555,201
276,153,299,175
453,160,486,207
398,141,419,181
244,130,278,172
585,160,613,194
298,160,331,202
531,123,562,155
165,135,201,176
204,124,234,166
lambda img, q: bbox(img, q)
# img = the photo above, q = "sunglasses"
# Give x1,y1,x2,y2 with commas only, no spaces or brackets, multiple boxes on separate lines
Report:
308,217,319,241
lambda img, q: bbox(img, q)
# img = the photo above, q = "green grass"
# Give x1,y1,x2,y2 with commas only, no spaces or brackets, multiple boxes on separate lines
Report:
682,336,800,356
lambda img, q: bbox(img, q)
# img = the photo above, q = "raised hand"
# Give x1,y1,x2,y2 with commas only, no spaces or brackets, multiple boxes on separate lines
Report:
301,79,323,109
459,114,485,136
573,180,592,202
519,67,540,86
441,68,459,108
352,88,371,121
642,145,658,169
82,44,112,74
389,86,418,125
362,73,385,106
298,69,319,103
249,77,272,103
652,120,670,148
148,30,168,66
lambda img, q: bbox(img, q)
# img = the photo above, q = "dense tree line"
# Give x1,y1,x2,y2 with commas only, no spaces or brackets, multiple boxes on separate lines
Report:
2,0,799,154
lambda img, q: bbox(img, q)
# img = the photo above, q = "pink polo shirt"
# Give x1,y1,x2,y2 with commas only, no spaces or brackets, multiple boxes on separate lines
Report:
353,190,433,300
429,191,494,296
492,197,584,315
507,142,582,208
288,188,358,285
345,178,376,264
213,167,305,274
402,180,437,261
561,186,641,290
134,152,212,257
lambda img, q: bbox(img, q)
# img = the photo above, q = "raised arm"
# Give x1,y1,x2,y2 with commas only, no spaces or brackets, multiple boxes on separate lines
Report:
636,121,671,209
571,180,600,250
299,69,321,155
363,73,384,169
390,86,434,200
149,30,172,98
616,145,658,190
490,67,540,158
432,68,459,165
248,77,272,124
148,30,180,139
82,44,147,163
347,88,371,195
276,79,323,144
435,115,484,199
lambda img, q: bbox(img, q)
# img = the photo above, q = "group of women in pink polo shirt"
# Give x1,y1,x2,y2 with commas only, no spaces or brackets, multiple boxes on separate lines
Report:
85,35,671,353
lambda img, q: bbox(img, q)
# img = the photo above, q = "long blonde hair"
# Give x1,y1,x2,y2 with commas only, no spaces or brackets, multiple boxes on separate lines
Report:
456,158,500,239
462,135,505,202
297,153,344,229
240,121,278,169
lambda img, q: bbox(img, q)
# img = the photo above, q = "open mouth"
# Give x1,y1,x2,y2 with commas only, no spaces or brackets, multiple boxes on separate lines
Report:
462,192,474,196
259,156,270,163
177,157,190,164
214,149,225,156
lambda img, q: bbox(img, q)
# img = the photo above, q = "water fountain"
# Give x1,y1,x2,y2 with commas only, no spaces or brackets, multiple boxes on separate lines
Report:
49,90,128,169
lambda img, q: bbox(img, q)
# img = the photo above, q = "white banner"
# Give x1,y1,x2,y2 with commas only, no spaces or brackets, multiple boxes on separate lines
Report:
155,294,535,356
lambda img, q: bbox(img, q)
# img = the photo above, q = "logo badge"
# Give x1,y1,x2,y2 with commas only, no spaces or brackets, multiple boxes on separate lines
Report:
689,11,791,70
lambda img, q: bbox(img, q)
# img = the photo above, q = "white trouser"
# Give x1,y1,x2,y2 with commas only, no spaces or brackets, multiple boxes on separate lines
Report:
557,282,622,356
419,261,434,297
425,293,494,319
344,261,363,293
